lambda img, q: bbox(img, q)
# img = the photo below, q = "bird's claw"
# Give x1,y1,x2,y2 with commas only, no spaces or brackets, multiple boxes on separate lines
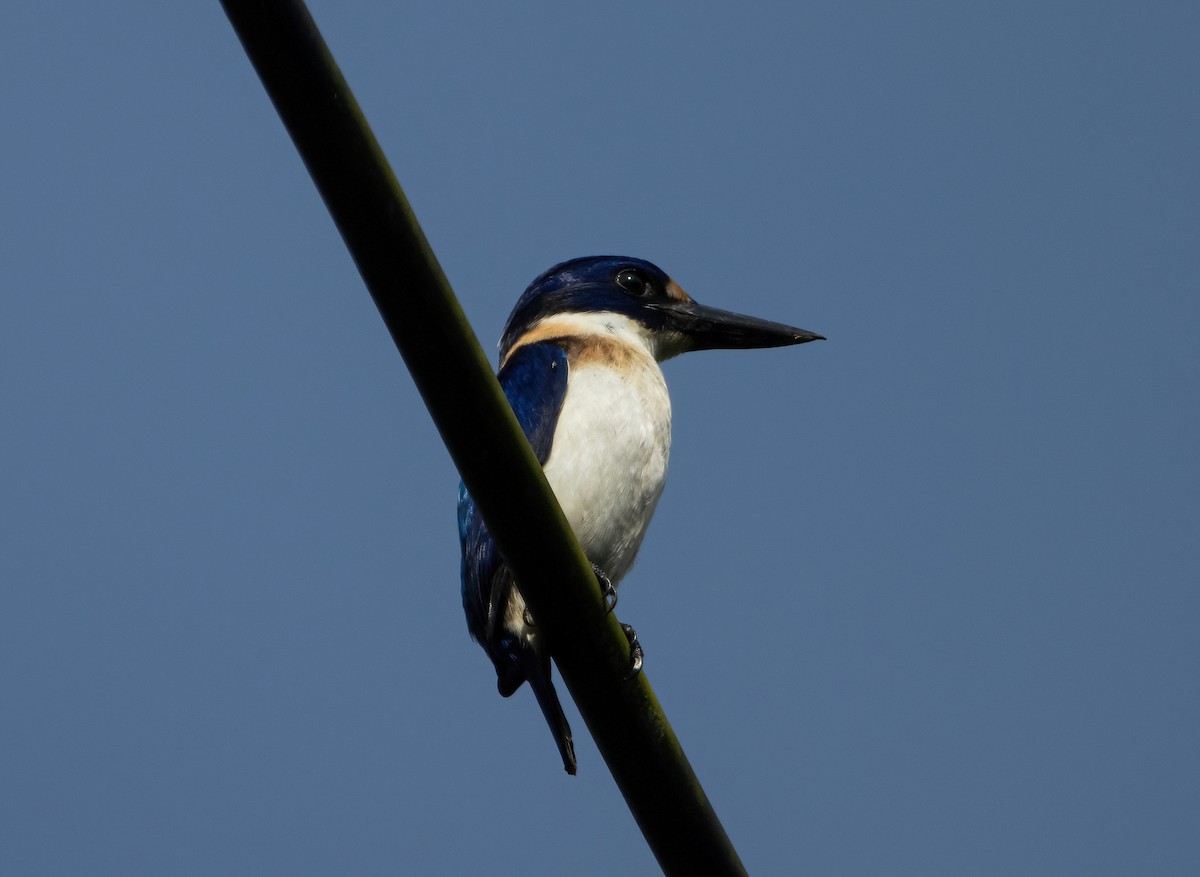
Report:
621,623,643,679
593,564,617,614
589,564,640,677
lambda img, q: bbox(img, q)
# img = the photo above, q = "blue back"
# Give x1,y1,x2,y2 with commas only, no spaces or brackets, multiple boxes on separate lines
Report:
458,341,569,691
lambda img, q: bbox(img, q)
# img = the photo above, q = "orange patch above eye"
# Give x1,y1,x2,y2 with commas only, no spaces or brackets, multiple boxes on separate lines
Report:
665,280,693,303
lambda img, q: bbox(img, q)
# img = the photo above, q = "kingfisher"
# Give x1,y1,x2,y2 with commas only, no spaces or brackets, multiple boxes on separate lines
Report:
458,255,823,774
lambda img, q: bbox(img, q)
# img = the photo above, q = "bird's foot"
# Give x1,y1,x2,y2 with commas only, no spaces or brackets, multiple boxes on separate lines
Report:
621,623,643,679
593,564,617,614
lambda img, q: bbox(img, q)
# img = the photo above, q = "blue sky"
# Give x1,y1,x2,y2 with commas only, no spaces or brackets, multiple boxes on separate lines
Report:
2,2,1197,874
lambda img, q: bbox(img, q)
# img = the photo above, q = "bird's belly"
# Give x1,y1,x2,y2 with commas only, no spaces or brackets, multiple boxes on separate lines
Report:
541,363,671,584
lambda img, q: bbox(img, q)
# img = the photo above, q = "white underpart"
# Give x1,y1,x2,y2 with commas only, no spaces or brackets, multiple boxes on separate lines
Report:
504,313,673,641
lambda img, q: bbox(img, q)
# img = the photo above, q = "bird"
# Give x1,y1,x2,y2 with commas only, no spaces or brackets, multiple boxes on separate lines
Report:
458,255,823,774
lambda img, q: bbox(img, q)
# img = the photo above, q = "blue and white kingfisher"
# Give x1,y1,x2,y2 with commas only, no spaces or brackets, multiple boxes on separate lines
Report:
458,256,823,774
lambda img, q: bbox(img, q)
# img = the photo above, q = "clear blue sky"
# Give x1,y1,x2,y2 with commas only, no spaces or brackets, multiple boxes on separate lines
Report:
3,2,1197,874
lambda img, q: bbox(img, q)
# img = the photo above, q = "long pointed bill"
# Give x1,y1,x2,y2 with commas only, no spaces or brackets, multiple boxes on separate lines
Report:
652,299,825,351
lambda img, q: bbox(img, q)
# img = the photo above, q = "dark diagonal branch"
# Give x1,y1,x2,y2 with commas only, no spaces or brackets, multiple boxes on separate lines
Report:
219,3,746,874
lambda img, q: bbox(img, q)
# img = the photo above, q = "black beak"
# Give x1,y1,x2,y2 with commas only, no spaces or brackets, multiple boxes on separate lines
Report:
652,299,825,351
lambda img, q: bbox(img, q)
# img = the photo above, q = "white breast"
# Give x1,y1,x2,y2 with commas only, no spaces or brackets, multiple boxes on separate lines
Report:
542,350,672,585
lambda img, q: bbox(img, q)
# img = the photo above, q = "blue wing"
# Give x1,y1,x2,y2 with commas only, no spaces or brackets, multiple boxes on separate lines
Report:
457,341,580,773
458,342,569,678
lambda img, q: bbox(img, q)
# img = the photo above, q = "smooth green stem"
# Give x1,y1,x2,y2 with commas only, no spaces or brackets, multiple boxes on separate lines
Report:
220,2,747,874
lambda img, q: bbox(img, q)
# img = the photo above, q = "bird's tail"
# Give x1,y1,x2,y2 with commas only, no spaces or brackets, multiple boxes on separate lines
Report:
520,647,577,775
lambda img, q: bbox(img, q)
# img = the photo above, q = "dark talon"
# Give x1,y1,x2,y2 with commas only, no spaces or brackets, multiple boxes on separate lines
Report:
593,563,617,614
621,623,643,679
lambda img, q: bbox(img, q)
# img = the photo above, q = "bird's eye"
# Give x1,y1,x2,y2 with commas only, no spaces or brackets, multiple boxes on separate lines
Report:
615,268,652,297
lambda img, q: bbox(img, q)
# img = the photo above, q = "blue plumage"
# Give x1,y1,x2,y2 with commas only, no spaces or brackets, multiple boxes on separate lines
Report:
459,256,823,775
499,257,674,355
458,341,575,770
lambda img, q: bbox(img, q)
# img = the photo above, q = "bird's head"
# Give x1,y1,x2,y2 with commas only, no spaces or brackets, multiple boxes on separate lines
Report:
499,256,823,362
